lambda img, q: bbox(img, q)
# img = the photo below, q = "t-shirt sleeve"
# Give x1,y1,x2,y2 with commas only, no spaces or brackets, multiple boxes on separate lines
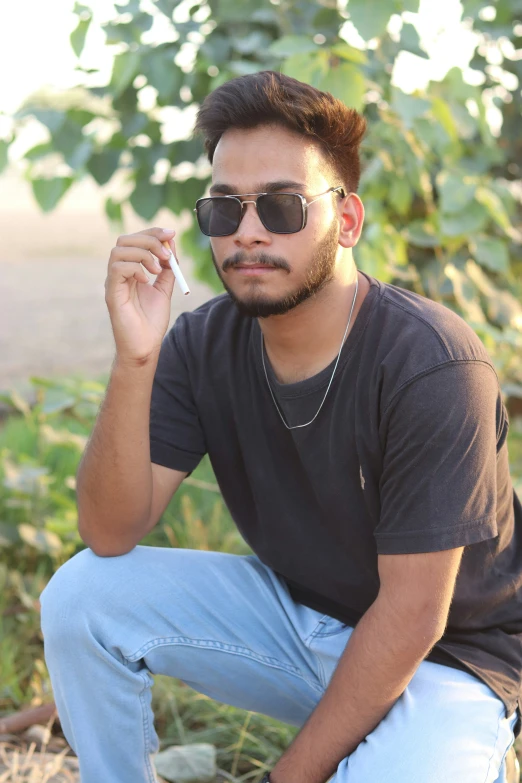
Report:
149,319,207,474
375,361,500,555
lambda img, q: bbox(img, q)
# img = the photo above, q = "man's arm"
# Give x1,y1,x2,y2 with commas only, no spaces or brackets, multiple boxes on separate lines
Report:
270,546,464,783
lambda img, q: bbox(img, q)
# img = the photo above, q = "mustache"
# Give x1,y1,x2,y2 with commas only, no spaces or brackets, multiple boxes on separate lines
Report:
222,252,291,273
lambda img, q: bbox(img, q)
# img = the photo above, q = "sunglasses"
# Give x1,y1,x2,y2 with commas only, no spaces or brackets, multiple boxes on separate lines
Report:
194,186,346,237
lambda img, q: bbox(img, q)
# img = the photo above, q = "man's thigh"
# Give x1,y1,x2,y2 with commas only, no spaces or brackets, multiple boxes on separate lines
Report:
311,633,517,783
129,547,328,725
41,545,328,725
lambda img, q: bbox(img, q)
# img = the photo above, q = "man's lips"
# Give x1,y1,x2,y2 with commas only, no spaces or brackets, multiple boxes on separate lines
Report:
232,264,279,275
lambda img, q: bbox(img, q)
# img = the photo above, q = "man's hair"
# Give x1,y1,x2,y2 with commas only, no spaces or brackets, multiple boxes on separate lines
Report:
193,70,367,194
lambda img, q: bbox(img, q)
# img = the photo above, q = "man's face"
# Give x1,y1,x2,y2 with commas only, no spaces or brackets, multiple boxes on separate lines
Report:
208,124,343,318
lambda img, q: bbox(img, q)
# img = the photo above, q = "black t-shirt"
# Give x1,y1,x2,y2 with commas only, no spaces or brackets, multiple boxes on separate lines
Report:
149,271,522,727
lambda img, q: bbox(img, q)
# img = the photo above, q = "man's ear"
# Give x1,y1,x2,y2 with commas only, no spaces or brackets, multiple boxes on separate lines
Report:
338,193,365,249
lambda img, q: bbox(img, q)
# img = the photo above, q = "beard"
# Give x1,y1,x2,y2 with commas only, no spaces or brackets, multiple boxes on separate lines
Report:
210,219,340,318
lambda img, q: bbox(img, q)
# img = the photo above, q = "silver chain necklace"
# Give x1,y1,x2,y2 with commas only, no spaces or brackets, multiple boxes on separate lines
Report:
260,274,359,430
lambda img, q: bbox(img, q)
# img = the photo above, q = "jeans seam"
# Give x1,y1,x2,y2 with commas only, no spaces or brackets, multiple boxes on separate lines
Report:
482,708,509,783
137,670,157,783
303,618,339,689
126,636,324,695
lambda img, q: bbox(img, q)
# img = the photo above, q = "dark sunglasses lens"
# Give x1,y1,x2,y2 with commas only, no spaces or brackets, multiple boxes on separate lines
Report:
257,193,303,233
197,198,241,236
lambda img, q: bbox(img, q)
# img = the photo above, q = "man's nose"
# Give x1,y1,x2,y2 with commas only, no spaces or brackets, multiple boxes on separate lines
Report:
234,201,270,243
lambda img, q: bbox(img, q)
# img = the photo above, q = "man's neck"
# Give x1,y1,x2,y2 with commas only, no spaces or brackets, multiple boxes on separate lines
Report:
258,264,370,385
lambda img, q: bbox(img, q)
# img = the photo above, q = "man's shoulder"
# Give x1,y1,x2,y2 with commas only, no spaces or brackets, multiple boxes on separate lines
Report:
373,278,493,367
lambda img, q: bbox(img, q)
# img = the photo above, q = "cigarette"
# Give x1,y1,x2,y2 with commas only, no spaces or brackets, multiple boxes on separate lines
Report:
162,240,190,296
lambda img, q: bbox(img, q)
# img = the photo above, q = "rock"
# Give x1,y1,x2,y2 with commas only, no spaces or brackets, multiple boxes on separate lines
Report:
23,723,52,746
154,743,217,783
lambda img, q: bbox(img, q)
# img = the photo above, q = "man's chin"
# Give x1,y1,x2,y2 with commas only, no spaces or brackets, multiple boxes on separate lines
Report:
226,288,313,319
229,296,290,319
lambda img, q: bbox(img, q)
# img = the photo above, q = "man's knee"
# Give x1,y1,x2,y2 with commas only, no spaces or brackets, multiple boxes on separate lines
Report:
39,546,133,640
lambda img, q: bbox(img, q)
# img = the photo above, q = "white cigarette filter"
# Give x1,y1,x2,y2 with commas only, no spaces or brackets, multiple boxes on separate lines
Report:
162,240,190,296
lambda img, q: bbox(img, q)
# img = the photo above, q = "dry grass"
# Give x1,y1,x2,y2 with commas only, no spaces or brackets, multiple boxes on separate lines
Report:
0,713,78,783
0,743,78,783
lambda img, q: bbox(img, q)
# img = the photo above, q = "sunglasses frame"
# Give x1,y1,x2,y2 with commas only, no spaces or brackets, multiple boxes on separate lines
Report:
194,186,346,237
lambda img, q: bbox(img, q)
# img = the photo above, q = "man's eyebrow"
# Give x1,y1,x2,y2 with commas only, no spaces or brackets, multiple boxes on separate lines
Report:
208,180,306,196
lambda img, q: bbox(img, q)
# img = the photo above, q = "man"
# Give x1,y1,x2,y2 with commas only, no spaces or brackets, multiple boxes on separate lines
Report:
40,71,522,782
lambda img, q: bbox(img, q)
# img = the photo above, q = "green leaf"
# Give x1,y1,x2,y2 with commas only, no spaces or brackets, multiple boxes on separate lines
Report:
0,139,9,174
199,34,232,66
235,31,272,55
129,180,165,221
115,0,141,12
444,263,485,324
475,186,512,233
68,109,96,127
269,35,318,57
281,51,328,87
31,178,74,212
0,522,21,548
31,110,66,134
70,16,91,58
52,116,85,157
436,172,476,214
388,179,412,216
179,222,218,291
18,524,62,556
87,149,122,185
103,21,141,45
392,89,431,128
470,236,510,273
319,63,366,110
132,11,154,33
283,52,365,110
228,61,263,76
132,142,169,173
431,97,459,143
329,43,368,64
414,118,454,154
170,137,204,165
121,111,148,138
405,220,439,247
155,0,176,18
400,22,429,58
347,0,396,40
1,389,31,416
141,55,183,103
105,197,123,226
24,141,54,160
110,51,140,98
165,180,185,214
65,139,93,170
166,177,208,216
440,202,489,236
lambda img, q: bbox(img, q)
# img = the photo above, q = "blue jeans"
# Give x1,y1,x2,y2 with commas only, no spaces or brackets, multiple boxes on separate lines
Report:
40,546,519,783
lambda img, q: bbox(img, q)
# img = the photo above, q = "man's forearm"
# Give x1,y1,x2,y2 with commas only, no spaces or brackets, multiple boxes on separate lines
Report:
270,597,441,783
77,355,159,555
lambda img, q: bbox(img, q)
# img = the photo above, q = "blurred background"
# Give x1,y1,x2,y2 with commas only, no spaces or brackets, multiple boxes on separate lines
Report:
0,0,521,780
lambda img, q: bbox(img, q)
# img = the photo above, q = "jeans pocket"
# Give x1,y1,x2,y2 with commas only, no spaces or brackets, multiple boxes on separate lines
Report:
313,615,351,637
304,615,354,689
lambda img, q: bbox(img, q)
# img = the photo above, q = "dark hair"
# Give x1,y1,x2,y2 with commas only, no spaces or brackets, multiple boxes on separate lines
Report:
193,70,367,193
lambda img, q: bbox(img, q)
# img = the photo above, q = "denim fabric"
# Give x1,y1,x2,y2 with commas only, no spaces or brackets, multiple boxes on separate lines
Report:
40,546,519,782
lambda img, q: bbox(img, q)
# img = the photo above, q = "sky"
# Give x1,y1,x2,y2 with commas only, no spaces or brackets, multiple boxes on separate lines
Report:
0,0,491,160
